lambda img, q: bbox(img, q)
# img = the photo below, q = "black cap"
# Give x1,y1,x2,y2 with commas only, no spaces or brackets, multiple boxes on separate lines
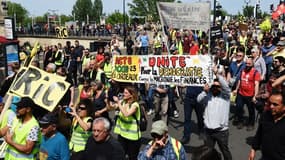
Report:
39,113,58,125
16,97,35,109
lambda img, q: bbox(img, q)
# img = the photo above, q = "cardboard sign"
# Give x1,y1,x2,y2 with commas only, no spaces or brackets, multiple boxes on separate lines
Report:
239,23,248,31
10,66,70,111
211,26,222,40
112,55,213,86
55,27,68,38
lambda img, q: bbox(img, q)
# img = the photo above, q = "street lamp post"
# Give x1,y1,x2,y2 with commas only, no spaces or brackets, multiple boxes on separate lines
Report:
123,0,126,46
213,0,217,26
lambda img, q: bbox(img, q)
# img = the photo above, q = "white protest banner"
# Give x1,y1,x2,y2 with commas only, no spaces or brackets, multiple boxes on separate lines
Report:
157,2,210,31
10,66,70,111
112,55,213,86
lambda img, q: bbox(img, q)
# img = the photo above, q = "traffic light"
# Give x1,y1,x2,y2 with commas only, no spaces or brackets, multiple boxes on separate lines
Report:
1,1,7,11
216,3,222,17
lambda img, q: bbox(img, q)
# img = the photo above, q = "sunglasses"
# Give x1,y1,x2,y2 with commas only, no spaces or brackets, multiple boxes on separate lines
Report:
151,133,164,140
40,124,51,129
236,55,243,57
212,85,221,88
77,106,87,110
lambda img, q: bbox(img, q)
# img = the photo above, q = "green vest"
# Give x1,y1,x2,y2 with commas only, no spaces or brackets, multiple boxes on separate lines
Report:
177,41,183,55
54,51,62,66
0,110,14,129
69,117,92,152
154,36,162,48
5,117,40,160
114,101,141,140
103,63,112,79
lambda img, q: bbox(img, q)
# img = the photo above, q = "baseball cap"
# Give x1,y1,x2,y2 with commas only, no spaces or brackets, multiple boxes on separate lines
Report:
16,97,35,109
150,120,168,136
39,113,58,125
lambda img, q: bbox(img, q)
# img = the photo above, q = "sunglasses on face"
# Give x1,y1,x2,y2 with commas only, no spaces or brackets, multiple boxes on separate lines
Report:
40,124,51,129
211,85,221,88
77,106,87,110
151,133,164,140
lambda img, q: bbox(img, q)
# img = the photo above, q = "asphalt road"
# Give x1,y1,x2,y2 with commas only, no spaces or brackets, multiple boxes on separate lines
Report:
137,100,262,160
72,85,262,160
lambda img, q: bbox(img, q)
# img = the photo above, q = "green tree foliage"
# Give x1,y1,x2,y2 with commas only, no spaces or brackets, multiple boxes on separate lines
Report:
92,0,103,23
243,5,254,18
128,0,175,22
72,0,93,23
106,10,129,25
7,2,28,24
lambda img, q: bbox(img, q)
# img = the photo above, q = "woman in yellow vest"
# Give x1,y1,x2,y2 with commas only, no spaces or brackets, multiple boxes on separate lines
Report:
69,99,93,154
113,86,141,160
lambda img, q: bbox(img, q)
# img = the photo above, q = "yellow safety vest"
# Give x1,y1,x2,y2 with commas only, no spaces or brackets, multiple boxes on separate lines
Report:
114,101,141,140
5,117,40,160
103,63,112,79
239,36,247,47
154,36,162,48
69,117,92,152
54,51,63,66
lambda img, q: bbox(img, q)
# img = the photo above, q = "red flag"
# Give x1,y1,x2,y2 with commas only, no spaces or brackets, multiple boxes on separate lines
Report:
272,3,285,19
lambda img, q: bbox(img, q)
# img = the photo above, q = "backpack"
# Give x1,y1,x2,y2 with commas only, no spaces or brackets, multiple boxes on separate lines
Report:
133,102,148,132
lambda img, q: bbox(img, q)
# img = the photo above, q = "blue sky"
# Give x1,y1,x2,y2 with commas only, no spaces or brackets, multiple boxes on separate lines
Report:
11,0,280,16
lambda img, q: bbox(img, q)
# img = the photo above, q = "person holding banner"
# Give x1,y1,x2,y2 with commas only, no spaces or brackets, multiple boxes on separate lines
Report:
197,67,232,160
4,97,41,160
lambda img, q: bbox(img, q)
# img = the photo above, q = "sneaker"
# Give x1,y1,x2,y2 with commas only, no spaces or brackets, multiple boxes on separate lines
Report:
147,109,154,115
173,110,179,118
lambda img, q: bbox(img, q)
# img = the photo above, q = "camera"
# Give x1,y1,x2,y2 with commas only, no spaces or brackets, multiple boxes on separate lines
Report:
65,106,71,113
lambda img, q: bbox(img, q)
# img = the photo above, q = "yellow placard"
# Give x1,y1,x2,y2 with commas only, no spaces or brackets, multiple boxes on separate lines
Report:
55,27,68,38
10,66,70,111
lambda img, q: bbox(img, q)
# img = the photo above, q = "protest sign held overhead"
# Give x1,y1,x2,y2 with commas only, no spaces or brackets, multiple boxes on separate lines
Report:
157,2,210,31
112,55,213,86
10,66,70,111
55,27,68,38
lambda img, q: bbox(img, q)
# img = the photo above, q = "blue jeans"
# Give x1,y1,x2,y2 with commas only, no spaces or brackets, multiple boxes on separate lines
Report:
183,95,204,138
140,46,148,55
168,87,177,116
146,87,155,111
235,93,255,125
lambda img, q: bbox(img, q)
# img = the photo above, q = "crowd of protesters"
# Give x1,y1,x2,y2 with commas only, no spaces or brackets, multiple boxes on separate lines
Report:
0,15,285,160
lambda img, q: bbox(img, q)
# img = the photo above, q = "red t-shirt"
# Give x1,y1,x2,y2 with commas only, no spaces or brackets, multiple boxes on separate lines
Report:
96,54,105,63
189,44,199,55
238,68,261,97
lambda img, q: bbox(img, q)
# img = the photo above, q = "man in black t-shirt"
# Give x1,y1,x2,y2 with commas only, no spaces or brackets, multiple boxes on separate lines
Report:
249,91,285,160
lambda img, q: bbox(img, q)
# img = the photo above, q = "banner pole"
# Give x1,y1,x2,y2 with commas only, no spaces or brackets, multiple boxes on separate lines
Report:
157,2,170,55
0,42,39,122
